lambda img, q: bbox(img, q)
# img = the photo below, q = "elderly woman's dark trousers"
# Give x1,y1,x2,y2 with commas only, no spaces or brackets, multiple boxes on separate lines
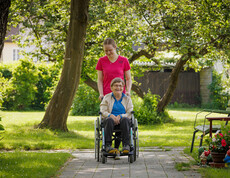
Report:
104,117,130,147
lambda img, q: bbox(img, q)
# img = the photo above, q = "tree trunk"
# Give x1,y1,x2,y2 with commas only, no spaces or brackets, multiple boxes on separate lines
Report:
157,55,189,112
38,0,90,131
0,0,11,58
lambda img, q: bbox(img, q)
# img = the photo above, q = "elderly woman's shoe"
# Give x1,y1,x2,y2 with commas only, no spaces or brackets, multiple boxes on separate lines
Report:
122,145,130,154
106,145,116,154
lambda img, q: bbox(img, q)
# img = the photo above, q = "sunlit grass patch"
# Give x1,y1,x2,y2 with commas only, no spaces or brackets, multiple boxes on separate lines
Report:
0,111,95,150
0,109,226,150
0,152,72,177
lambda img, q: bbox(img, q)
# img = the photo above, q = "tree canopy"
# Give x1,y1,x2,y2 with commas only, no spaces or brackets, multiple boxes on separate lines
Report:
8,0,230,112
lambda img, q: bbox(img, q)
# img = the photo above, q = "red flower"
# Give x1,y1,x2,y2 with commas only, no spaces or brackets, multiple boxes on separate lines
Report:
221,139,227,147
219,133,224,137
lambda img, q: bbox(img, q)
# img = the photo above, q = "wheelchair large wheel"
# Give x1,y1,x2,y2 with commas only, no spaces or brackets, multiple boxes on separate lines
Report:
94,118,100,162
134,119,139,161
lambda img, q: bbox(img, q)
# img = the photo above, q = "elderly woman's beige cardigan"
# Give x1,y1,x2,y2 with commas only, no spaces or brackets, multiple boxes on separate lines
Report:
100,93,133,119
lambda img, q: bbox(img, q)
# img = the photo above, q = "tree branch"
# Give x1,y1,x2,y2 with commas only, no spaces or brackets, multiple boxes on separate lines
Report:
129,49,159,64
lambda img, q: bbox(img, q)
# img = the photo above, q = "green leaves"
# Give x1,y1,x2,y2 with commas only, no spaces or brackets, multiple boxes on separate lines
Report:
7,0,230,102
0,60,60,110
71,82,100,116
207,71,230,109
9,0,70,62
133,91,173,124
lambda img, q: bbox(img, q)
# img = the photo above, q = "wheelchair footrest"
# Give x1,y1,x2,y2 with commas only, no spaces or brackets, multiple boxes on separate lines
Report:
102,150,134,157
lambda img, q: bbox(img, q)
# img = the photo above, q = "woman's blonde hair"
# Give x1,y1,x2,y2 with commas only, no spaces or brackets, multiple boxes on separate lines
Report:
103,38,116,48
110,77,125,88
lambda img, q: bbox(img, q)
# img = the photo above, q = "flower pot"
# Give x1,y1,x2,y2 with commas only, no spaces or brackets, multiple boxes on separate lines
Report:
211,152,226,163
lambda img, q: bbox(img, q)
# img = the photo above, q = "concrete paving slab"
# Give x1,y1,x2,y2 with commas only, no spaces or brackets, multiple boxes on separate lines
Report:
57,148,201,178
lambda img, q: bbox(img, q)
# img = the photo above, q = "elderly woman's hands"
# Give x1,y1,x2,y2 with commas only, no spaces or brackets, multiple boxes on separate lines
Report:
110,114,121,125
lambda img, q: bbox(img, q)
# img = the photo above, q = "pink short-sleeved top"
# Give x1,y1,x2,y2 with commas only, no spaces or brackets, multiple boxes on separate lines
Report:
96,55,131,95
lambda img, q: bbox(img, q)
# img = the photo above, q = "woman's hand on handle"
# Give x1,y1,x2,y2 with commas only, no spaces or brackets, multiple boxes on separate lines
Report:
99,95,104,101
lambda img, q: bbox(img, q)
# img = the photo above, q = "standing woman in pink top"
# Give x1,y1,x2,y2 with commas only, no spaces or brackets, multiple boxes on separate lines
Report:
96,38,132,101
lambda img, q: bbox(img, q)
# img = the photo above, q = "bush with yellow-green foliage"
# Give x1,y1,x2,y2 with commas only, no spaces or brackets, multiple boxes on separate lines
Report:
0,59,60,110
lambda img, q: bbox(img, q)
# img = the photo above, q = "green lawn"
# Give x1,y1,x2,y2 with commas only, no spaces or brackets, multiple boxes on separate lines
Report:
0,109,226,150
0,151,72,177
0,109,229,178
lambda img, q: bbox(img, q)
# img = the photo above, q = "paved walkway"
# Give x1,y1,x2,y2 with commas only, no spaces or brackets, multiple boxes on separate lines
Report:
58,147,201,178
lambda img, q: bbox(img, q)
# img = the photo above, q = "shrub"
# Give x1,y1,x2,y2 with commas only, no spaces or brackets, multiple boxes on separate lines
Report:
71,82,100,116
133,91,173,125
0,73,9,108
10,59,39,110
0,64,13,79
2,59,39,110
1,60,60,110
206,71,230,110
32,63,60,110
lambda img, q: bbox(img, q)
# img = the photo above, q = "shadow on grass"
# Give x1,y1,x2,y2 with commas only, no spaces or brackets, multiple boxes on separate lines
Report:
67,119,95,131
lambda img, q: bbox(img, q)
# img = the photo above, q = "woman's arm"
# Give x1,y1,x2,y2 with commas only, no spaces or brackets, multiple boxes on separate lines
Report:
97,70,104,100
125,70,132,96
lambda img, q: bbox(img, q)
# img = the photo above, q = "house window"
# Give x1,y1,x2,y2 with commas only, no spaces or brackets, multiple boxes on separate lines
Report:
13,49,20,61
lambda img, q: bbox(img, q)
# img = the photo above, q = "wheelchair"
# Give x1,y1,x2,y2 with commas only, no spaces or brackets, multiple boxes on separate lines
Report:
94,111,139,164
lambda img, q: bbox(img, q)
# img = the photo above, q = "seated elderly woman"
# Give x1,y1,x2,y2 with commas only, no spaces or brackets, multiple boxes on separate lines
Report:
100,77,133,154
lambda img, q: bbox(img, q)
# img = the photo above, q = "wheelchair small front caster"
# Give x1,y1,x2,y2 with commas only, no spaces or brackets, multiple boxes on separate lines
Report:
129,155,134,163
102,154,106,164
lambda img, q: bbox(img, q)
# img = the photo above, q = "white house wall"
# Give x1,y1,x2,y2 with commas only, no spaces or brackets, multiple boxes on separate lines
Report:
1,42,21,63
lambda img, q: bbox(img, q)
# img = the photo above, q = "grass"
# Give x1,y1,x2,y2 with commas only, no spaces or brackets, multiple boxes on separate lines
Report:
0,111,95,150
175,162,190,171
139,108,224,147
0,108,230,178
0,109,226,150
199,168,230,178
0,151,72,177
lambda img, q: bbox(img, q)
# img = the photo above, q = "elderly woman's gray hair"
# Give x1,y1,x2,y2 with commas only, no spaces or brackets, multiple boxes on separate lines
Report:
110,77,125,88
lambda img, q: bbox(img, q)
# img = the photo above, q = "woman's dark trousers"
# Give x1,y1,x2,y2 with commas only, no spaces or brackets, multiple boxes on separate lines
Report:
104,117,130,147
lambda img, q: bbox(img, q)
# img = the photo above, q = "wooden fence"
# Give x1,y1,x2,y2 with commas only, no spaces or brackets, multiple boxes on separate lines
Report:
135,71,200,105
